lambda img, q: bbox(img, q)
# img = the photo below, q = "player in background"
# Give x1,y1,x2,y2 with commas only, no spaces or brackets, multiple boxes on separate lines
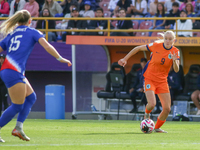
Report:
118,30,179,133
0,10,72,142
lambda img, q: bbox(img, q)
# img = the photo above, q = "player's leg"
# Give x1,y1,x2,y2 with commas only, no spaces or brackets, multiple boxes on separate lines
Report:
154,92,171,133
144,90,156,119
0,82,26,142
13,78,36,141
191,90,200,115
144,79,156,119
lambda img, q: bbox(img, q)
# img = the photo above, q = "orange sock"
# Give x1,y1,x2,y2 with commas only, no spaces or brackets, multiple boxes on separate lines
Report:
155,117,166,129
145,107,152,114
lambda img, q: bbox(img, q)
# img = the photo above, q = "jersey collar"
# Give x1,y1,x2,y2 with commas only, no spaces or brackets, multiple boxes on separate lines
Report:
163,43,172,50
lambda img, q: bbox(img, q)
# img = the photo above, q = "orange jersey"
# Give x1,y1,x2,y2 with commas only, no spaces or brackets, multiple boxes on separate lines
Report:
143,42,180,82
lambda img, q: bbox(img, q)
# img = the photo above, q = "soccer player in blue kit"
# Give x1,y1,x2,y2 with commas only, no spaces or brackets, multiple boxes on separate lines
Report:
0,10,72,142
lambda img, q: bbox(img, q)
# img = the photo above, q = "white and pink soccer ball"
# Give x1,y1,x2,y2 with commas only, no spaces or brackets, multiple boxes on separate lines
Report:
140,119,155,134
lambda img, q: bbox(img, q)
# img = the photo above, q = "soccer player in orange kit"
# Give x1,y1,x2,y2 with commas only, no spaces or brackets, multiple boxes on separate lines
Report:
118,30,180,133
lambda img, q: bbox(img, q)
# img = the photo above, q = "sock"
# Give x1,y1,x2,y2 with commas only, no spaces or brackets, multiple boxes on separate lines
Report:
145,107,152,114
16,121,23,130
0,103,23,128
17,92,37,123
155,117,166,129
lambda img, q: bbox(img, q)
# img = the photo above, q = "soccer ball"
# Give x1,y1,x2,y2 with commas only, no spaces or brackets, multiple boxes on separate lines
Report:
140,119,155,134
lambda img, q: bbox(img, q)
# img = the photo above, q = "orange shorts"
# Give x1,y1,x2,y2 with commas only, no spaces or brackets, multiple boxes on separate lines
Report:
144,78,169,94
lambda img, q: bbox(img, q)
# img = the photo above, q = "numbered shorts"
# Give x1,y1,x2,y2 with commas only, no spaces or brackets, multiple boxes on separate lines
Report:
0,69,26,88
144,78,169,94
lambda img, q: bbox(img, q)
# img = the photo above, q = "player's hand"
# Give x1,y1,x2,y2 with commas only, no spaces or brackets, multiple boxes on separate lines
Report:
170,51,178,61
129,88,134,93
60,58,72,67
118,58,127,67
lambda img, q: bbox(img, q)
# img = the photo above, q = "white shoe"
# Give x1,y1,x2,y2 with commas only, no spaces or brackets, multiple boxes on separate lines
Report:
196,110,200,115
0,137,5,142
154,128,168,133
144,113,150,119
12,127,30,141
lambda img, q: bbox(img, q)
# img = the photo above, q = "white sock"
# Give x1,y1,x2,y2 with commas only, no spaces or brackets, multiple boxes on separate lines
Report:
16,121,23,130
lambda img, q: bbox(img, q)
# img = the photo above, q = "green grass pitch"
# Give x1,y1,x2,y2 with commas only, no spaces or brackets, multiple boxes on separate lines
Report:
0,119,200,150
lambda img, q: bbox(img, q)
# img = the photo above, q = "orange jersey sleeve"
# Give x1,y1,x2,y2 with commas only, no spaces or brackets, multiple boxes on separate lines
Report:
143,42,180,82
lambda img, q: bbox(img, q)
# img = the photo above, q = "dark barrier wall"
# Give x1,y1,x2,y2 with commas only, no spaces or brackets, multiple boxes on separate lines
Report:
22,43,108,112
26,43,108,72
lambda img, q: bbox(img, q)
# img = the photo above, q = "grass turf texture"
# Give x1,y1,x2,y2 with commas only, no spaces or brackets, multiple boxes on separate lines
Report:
0,119,199,150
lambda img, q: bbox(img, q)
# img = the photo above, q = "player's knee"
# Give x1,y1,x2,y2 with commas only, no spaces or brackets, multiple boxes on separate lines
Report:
12,103,24,113
148,103,156,109
26,92,37,105
163,107,171,114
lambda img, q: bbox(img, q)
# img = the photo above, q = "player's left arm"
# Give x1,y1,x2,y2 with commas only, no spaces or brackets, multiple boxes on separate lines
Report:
171,51,179,73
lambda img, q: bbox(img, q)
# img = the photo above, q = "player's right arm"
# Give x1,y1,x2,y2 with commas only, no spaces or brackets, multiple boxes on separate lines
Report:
118,45,147,67
38,37,72,66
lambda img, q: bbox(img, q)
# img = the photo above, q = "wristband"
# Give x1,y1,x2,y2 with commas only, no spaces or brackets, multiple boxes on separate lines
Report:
56,56,63,61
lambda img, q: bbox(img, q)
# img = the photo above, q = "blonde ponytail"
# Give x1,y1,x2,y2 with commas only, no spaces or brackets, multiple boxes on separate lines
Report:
0,10,31,36
154,30,176,43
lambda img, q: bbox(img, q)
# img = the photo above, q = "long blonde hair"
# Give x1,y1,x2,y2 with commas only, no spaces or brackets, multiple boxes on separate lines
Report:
154,30,176,43
0,10,31,36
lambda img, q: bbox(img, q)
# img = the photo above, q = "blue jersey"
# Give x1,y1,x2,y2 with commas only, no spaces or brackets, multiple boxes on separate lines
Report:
0,25,43,75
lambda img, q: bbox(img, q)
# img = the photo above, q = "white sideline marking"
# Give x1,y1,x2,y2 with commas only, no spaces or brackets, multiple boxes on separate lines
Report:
1,143,200,147
0,143,127,147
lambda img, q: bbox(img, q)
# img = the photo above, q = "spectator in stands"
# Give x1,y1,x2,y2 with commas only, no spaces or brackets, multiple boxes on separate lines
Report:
23,0,39,17
174,10,193,37
191,74,200,115
165,2,180,29
36,0,45,11
164,0,181,12
114,0,132,14
56,3,76,39
78,0,96,11
195,0,200,16
7,0,12,4
185,2,196,17
129,0,147,16
0,0,9,17
9,0,26,17
79,1,95,23
36,8,57,42
149,3,166,36
42,0,63,17
61,7,87,41
179,0,195,11
82,8,108,35
149,0,158,16
108,0,119,12
111,8,133,36
168,66,182,104
60,0,79,15
129,58,147,113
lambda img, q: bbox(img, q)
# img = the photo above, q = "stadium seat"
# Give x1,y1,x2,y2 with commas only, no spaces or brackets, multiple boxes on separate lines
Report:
174,64,200,101
99,2,109,11
132,21,139,36
135,21,152,37
104,11,111,17
139,21,153,29
193,32,200,37
151,32,164,37
135,32,149,37
97,62,126,119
